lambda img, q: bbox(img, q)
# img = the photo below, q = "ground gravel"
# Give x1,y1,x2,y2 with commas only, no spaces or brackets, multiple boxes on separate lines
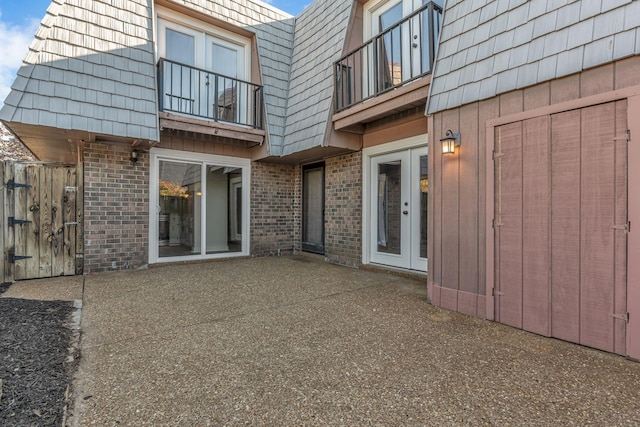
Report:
0,297,75,426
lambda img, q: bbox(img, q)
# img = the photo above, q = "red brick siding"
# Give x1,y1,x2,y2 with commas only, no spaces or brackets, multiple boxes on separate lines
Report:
84,143,148,272
250,161,296,257
324,152,362,267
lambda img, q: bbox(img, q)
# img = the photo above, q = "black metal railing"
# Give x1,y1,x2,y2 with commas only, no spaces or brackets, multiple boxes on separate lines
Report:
334,1,443,113
157,58,264,130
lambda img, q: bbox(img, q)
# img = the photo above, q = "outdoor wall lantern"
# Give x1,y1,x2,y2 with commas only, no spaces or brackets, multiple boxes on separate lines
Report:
130,149,139,165
440,130,461,155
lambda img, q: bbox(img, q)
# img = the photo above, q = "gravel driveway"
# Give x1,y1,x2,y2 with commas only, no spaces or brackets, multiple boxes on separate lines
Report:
17,256,640,426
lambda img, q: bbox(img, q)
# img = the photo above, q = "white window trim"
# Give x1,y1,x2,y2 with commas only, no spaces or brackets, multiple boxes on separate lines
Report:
361,134,428,269
149,148,251,264
155,5,251,81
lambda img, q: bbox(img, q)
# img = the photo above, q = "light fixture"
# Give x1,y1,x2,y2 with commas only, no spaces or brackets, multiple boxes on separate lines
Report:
440,130,461,155
130,149,138,165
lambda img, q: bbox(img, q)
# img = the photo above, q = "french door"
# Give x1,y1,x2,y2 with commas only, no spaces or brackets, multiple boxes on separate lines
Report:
157,12,248,122
366,0,442,94
369,146,427,271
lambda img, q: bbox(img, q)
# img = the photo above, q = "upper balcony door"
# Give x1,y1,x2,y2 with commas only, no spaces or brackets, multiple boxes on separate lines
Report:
157,11,250,125
364,0,443,96
207,38,246,125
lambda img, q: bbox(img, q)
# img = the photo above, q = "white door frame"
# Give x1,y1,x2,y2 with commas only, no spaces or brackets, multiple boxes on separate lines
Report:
149,148,251,264
362,134,428,271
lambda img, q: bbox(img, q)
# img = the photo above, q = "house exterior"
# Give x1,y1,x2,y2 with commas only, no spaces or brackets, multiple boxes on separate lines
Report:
426,0,640,360
0,0,439,277
4,0,637,359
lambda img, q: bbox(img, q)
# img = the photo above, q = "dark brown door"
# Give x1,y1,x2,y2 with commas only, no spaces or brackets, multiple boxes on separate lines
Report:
302,163,324,254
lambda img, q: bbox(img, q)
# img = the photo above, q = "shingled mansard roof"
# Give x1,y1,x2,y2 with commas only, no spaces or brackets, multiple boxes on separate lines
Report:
0,0,358,158
427,0,640,115
0,0,158,141
280,0,353,156
0,0,296,150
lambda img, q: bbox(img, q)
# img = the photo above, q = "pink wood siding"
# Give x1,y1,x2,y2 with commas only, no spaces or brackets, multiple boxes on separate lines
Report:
613,100,628,356
427,59,640,359
550,109,581,344
495,122,524,329
493,101,627,355
579,103,616,352
521,116,550,336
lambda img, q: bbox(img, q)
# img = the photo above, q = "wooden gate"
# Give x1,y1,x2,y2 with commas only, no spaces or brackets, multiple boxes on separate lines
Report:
0,161,83,282
493,100,628,355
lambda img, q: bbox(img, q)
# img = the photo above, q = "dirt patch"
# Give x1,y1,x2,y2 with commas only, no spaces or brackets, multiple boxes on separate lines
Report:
0,297,76,426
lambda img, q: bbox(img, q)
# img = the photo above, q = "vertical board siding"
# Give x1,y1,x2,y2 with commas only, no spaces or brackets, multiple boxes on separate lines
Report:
522,116,550,336
440,109,460,310
613,99,628,355
458,103,479,298
579,103,616,352
4,162,15,282
496,122,523,328
430,113,443,306
426,115,435,301
13,163,27,280
477,98,499,300
64,168,77,276
39,167,52,277
493,100,628,355
0,164,4,282
75,161,84,275
550,109,581,344
51,167,65,276
25,165,40,278
0,162,79,282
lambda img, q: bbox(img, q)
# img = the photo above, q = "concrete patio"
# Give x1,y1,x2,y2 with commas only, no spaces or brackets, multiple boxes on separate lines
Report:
6,256,640,425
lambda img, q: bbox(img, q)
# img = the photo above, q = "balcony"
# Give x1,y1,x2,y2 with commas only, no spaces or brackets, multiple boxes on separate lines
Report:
334,1,442,124
157,58,265,145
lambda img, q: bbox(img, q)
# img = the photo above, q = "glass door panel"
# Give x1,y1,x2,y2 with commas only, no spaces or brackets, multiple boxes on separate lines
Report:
369,146,427,271
204,165,241,254
208,37,245,124
230,176,242,243
152,150,250,263
375,2,403,93
410,149,428,270
302,164,325,254
164,28,196,114
371,151,410,268
158,160,201,258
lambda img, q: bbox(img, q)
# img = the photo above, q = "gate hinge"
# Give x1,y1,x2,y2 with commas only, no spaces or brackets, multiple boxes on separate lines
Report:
6,179,31,191
8,250,32,264
492,219,503,228
8,217,32,227
492,151,503,160
492,288,504,296
610,312,629,323
627,129,631,142
612,222,630,233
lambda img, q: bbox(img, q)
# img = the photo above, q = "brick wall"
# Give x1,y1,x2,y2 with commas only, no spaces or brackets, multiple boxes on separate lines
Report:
84,143,149,272
324,152,362,267
293,164,302,253
250,161,296,257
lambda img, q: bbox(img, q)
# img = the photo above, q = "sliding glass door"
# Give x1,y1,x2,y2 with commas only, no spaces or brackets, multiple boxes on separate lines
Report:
150,149,250,263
